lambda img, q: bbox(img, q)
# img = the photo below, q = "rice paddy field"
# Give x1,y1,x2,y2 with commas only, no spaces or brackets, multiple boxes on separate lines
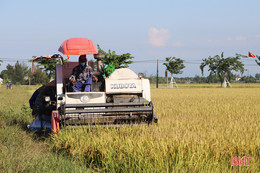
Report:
0,84,260,172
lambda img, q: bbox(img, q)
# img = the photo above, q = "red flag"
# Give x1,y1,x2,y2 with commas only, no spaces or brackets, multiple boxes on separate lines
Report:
248,52,255,58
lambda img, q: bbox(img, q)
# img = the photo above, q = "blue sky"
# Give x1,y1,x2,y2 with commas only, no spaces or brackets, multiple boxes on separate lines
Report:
0,0,259,77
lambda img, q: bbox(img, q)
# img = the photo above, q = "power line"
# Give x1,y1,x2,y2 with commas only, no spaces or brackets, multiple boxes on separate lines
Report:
0,57,259,66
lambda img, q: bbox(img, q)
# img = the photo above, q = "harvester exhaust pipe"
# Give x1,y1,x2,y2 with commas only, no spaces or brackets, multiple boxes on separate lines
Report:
94,53,105,73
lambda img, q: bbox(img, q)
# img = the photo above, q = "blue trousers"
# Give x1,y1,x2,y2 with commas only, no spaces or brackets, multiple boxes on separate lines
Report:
72,78,92,92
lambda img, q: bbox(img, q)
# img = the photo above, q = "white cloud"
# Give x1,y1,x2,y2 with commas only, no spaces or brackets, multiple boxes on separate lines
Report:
171,42,183,47
148,27,171,47
235,36,246,41
226,37,232,41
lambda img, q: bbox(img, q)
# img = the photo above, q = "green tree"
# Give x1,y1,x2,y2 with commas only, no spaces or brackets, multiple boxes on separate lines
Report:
97,44,134,69
193,75,208,83
163,57,185,76
27,67,50,85
244,75,257,83
255,73,260,80
200,53,245,86
0,70,10,83
13,61,28,84
254,55,260,66
30,57,63,79
1,64,14,83
148,75,167,84
5,64,14,79
236,53,260,66
0,61,28,84
0,59,2,66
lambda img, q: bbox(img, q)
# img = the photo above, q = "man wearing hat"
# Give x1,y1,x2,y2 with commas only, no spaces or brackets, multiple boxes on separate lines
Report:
70,55,98,92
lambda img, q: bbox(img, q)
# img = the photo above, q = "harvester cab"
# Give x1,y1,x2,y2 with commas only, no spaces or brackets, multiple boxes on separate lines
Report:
28,38,157,133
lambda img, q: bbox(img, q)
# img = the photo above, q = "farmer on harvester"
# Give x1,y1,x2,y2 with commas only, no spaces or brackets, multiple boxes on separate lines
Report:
70,55,98,92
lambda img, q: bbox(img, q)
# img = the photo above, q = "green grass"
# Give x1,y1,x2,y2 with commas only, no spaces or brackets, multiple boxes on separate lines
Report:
0,85,90,173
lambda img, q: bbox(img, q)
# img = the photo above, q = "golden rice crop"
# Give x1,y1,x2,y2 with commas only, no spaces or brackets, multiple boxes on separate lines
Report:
52,87,260,172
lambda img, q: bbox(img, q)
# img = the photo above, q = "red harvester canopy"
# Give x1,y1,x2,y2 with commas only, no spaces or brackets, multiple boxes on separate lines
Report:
58,38,97,55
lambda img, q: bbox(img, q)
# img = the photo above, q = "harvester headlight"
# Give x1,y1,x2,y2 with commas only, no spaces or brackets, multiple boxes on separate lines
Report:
80,95,89,103
45,96,50,102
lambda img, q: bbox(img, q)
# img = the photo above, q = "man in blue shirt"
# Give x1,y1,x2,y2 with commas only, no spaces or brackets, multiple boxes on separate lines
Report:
7,81,12,89
70,55,98,92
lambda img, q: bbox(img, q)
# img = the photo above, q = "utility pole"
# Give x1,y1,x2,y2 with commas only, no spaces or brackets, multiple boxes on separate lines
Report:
156,59,159,88
165,70,168,88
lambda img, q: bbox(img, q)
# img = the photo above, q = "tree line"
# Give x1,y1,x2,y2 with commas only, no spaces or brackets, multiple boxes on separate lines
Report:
163,52,260,86
0,61,50,85
0,50,259,85
148,74,260,84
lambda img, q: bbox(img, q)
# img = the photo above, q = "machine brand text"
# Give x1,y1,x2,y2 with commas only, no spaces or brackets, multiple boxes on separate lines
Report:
110,83,136,89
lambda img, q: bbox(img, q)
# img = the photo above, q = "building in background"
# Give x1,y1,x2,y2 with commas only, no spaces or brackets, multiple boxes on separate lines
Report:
235,76,242,81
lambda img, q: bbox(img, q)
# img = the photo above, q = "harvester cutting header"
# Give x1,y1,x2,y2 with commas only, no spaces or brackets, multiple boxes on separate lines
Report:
28,38,157,133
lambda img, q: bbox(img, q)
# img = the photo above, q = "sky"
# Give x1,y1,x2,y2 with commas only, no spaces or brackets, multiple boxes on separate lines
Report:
0,0,259,77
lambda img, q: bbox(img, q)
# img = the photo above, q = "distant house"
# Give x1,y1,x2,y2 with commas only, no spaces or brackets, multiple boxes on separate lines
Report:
185,80,191,84
0,78,3,85
235,76,242,81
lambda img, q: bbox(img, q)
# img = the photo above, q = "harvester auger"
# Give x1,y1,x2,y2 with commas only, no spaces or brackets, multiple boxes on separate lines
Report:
28,38,158,133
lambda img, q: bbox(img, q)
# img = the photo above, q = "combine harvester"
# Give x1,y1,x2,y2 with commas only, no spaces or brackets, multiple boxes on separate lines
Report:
28,38,157,133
